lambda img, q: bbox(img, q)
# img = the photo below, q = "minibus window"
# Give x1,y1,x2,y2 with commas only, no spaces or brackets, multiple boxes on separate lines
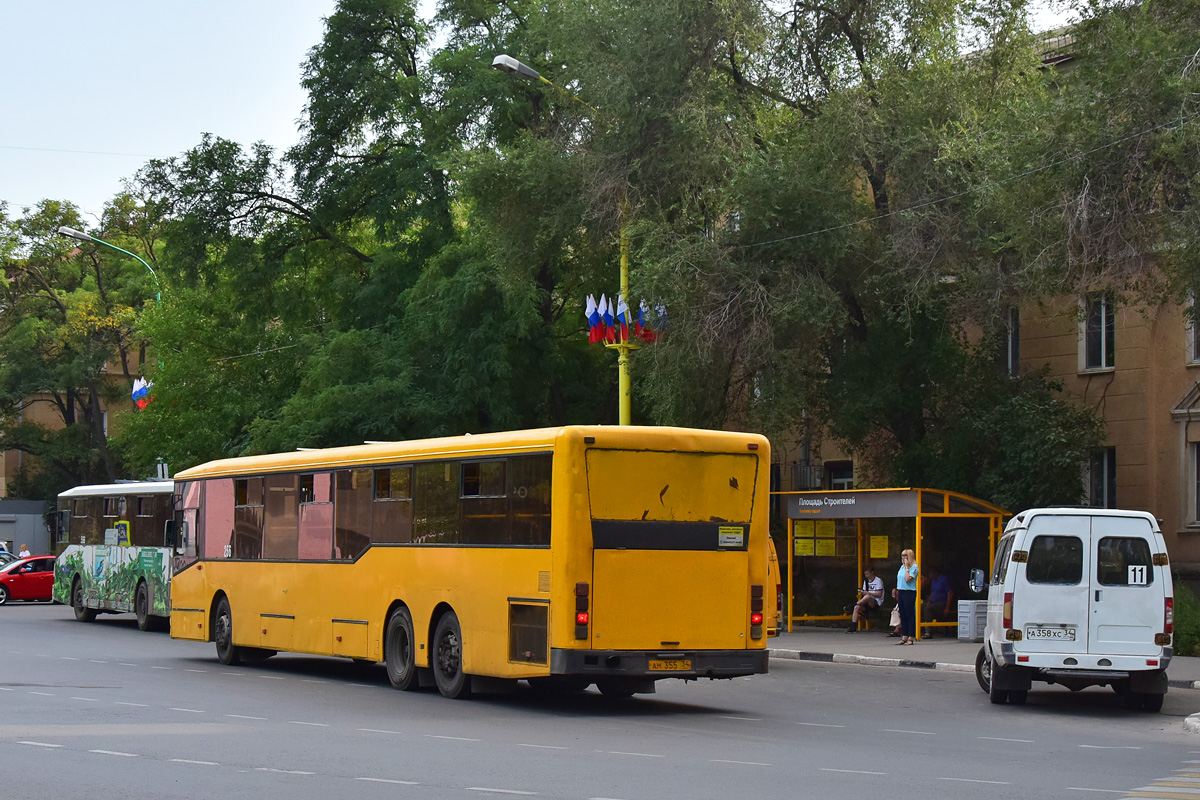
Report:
1025,535,1083,584
1096,537,1153,586
992,536,1014,584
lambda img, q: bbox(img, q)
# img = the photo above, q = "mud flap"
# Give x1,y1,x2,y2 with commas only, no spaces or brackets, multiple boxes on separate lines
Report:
1129,669,1168,695
992,664,1032,692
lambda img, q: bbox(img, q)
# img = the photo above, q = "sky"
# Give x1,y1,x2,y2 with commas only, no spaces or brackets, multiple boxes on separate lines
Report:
1,1,1070,225
0,1,338,223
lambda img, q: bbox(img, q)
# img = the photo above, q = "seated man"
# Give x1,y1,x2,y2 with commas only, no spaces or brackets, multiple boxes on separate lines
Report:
846,567,884,632
921,567,955,636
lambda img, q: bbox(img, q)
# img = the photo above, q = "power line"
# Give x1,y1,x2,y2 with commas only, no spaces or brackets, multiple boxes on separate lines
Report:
737,111,1200,249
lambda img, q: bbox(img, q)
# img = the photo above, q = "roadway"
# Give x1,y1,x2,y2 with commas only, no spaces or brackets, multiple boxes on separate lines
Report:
3,602,1199,800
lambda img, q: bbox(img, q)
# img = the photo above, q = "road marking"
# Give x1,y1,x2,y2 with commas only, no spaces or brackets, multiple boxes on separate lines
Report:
255,768,315,775
1080,745,1142,750
60,657,78,661
357,728,404,735
427,735,480,742
883,729,936,735
18,742,62,748
1126,793,1200,799
357,778,419,785
171,759,219,766
1143,784,1200,791
517,744,569,750
290,721,330,727
0,688,12,692
227,714,267,720
90,749,138,758
258,675,284,680
300,679,327,684
938,777,1010,785
114,702,148,707
979,737,1034,743
88,660,107,664
466,789,537,795
797,722,846,728
719,716,762,721
170,708,205,714
348,683,370,688
1066,789,1125,794
184,669,206,673
119,663,138,667
822,769,887,776
71,697,99,702
151,666,172,671
602,751,664,758
28,691,54,696
712,759,771,766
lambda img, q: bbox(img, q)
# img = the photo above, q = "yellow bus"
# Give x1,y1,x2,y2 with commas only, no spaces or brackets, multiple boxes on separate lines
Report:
169,426,771,698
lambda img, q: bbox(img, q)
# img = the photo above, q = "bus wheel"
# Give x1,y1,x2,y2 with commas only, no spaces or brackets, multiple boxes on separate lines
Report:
432,611,471,699
135,582,152,632
214,597,241,666
72,577,96,622
385,607,418,691
1142,693,1165,713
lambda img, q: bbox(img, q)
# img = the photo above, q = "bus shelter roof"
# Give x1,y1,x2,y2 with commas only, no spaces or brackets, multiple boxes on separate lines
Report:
777,488,1007,520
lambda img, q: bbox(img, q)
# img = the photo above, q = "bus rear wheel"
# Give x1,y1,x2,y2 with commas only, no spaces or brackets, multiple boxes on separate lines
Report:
135,582,153,632
214,597,241,666
433,611,471,699
72,577,96,622
385,607,418,691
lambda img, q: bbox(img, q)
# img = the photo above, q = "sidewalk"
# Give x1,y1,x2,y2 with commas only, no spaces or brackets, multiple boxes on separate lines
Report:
769,625,1200,690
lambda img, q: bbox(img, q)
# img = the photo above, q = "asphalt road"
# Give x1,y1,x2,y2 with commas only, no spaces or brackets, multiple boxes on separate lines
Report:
3,602,1200,800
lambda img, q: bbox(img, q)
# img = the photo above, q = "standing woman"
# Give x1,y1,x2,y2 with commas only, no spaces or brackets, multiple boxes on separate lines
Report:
893,549,919,645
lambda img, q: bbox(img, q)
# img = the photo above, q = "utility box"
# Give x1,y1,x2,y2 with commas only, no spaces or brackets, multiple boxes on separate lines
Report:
957,600,988,642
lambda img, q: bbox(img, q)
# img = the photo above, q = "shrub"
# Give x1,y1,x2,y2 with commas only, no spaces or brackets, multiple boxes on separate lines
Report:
1172,581,1200,657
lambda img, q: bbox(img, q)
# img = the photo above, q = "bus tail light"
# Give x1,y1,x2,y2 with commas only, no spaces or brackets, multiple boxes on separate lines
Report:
750,584,764,639
575,582,589,640
1002,592,1013,630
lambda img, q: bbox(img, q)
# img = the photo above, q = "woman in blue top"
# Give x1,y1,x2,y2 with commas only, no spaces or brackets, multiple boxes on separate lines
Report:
892,549,919,645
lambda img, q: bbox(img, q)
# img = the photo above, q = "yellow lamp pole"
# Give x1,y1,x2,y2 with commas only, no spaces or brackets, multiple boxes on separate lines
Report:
493,54,636,425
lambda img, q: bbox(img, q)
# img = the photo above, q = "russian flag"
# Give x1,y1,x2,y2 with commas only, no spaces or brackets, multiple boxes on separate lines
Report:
615,295,631,343
600,294,615,343
585,295,604,343
132,378,153,410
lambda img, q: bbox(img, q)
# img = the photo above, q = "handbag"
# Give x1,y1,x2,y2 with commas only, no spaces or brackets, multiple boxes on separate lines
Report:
889,607,901,627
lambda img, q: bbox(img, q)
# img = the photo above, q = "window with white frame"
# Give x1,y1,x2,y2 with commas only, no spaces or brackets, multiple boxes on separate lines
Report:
1188,292,1200,365
1087,447,1117,509
1082,292,1115,371
1194,443,1200,525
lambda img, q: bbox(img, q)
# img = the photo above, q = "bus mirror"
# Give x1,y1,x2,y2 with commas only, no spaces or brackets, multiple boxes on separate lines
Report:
968,568,987,594
164,520,177,548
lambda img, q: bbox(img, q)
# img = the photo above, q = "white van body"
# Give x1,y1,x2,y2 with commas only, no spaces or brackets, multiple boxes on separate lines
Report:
976,507,1172,711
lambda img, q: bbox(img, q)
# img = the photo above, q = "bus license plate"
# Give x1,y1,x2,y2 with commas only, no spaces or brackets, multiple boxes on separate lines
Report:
649,659,692,671
1027,627,1075,641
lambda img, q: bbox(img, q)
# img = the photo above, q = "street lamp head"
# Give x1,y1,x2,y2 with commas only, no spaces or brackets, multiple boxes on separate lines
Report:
491,54,541,82
57,226,94,243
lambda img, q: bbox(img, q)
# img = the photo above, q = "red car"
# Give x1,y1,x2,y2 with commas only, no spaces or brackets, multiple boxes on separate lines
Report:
0,556,56,604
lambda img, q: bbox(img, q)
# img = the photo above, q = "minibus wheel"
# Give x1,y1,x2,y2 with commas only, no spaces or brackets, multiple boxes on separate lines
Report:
975,647,991,694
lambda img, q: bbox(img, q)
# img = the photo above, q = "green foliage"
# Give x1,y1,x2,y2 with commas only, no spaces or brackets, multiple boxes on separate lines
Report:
1172,581,1200,658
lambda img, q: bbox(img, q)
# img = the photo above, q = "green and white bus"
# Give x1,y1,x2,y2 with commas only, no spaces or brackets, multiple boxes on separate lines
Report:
52,481,177,631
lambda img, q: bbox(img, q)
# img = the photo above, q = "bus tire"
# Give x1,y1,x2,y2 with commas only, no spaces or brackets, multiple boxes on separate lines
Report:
385,607,418,691
72,577,96,622
1142,692,1164,713
432,611,471,699
135,582,152,632
213,597,241,666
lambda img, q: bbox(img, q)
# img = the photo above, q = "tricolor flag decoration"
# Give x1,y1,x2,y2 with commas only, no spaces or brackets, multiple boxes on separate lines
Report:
132,378,153,410
615,295,631,343
600,294,615,343
583,295,663,344
585,294,604,343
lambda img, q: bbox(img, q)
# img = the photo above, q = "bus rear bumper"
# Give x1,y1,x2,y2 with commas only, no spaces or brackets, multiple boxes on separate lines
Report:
550,648,769,680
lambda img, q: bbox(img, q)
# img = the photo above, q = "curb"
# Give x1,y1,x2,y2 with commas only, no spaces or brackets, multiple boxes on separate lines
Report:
1186,714,1200,735
771,649,1198,686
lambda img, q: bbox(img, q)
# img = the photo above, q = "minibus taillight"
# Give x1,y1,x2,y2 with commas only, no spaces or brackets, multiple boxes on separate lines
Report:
1002,592,1013,630
750,584,764,639
1165,597,1174,635
575,582,589,640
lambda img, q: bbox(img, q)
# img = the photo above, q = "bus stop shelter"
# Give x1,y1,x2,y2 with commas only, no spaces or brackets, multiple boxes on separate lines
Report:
776,488,1007,639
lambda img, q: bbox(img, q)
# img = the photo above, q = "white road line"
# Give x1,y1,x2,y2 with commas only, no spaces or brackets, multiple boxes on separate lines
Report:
227,714,267,720
357,728,404,735
882,729,936,735
150,666,172,671
979,737,1034,743
797,722,846,728
18,742,63,748
170,708,205,714
70,697,99,702
938,777,1010,785
347,683,370,688
719,716,763,721
357,778,419,785
28,691,53,696
60,657,78,661
590,797,630,800
0,688,12,692
290,721,330,727
119,663,138,667
712,759,771,766
517,744,569,750
258,675,284,680
427,735,480,742
171,759,219,766
1138,785,1200,794
88,660,107,664
1066,789,1125,794
184,669,206,673
90,749,138,758
300,679,327,684
114,702,148,707
466,789,537,795
822,769,887,776
602,751,664,758
1079,745,1142,750
255,768,314,775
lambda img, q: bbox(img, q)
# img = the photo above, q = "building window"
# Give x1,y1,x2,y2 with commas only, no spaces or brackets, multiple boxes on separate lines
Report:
1083,292,1115,370
1194,444,1200,524
1088,447,1117,509
1188,293,1200,365
826,461,854,490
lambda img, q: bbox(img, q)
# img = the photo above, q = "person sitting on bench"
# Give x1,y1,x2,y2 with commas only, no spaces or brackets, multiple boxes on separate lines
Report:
847,566,884,632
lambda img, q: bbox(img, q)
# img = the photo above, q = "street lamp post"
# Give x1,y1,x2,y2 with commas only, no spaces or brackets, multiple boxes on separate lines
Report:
57,226,161,303
492,54,638,425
